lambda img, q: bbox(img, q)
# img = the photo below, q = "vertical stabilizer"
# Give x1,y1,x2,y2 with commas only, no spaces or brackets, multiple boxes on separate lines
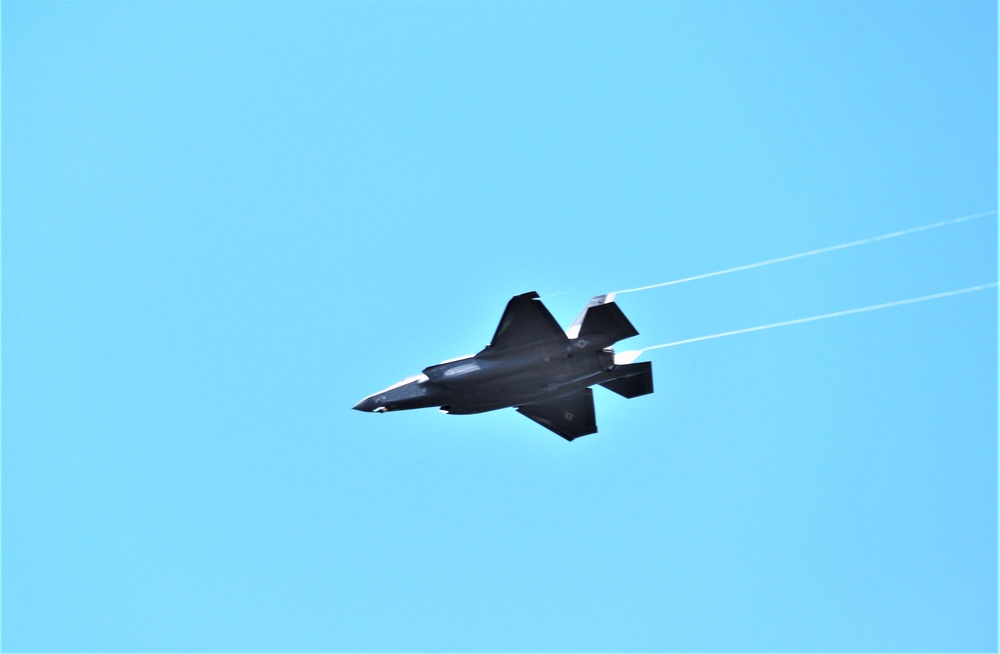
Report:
566,293,638,344
566,293,617,338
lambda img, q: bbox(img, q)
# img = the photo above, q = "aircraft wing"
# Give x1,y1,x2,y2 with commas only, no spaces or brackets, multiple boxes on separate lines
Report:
516,389,597,441
489,291,569,349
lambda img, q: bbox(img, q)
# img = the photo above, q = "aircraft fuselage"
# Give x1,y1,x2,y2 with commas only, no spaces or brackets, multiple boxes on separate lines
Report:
353,334,617,415
352,291,653,440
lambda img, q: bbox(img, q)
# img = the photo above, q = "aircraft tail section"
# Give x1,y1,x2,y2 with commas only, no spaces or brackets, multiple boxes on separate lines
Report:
567,292,639,344
600,362,653,399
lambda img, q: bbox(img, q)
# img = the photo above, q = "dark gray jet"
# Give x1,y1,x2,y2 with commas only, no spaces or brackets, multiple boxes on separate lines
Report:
353,292,653,441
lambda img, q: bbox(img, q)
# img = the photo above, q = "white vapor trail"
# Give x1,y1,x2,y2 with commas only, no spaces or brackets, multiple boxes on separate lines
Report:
615,210,996,295
629,282,997,353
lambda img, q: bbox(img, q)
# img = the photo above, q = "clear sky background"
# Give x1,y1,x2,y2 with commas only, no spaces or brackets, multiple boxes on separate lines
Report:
3,2,997,652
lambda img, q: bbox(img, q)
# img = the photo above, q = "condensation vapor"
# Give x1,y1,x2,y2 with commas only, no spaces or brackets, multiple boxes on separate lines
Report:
634,282,998,352
615,210,996,295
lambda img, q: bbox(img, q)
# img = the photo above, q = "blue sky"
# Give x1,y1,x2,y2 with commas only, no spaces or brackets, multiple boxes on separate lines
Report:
3,2,996,651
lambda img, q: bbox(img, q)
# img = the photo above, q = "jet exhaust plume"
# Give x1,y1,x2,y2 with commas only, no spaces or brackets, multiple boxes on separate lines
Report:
615,210,996,295
633,282,997,353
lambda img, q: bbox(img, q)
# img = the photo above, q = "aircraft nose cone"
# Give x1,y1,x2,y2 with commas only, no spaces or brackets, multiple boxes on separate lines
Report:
353,397,376,412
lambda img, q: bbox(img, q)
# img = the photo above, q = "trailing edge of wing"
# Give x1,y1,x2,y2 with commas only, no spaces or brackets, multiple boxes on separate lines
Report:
516,389,597,441
489,292,568,349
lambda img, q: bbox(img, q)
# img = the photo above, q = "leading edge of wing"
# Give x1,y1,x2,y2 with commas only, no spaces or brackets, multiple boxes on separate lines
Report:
516,388,597,441
489,291,568,349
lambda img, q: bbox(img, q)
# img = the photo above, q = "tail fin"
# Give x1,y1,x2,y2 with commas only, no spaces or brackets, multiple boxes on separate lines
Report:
566,292,639,344
600,362,653,399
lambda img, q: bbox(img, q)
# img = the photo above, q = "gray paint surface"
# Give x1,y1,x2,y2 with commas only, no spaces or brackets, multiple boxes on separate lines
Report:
353,292,653,440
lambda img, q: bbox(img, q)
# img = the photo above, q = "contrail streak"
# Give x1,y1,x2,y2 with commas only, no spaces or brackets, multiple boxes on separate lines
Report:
634,282,998,352
615,210,996,295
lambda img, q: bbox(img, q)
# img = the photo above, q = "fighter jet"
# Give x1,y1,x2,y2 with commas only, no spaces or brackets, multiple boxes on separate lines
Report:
353,292,653,441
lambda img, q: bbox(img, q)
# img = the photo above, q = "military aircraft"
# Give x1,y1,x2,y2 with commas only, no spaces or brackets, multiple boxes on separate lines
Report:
353,291,653,441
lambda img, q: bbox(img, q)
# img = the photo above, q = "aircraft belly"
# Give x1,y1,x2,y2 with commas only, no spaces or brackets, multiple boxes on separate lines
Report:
442,373,600,414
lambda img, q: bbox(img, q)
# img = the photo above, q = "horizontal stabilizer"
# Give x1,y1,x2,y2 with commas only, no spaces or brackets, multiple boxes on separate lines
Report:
600,362,653,399
516,388,597,441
